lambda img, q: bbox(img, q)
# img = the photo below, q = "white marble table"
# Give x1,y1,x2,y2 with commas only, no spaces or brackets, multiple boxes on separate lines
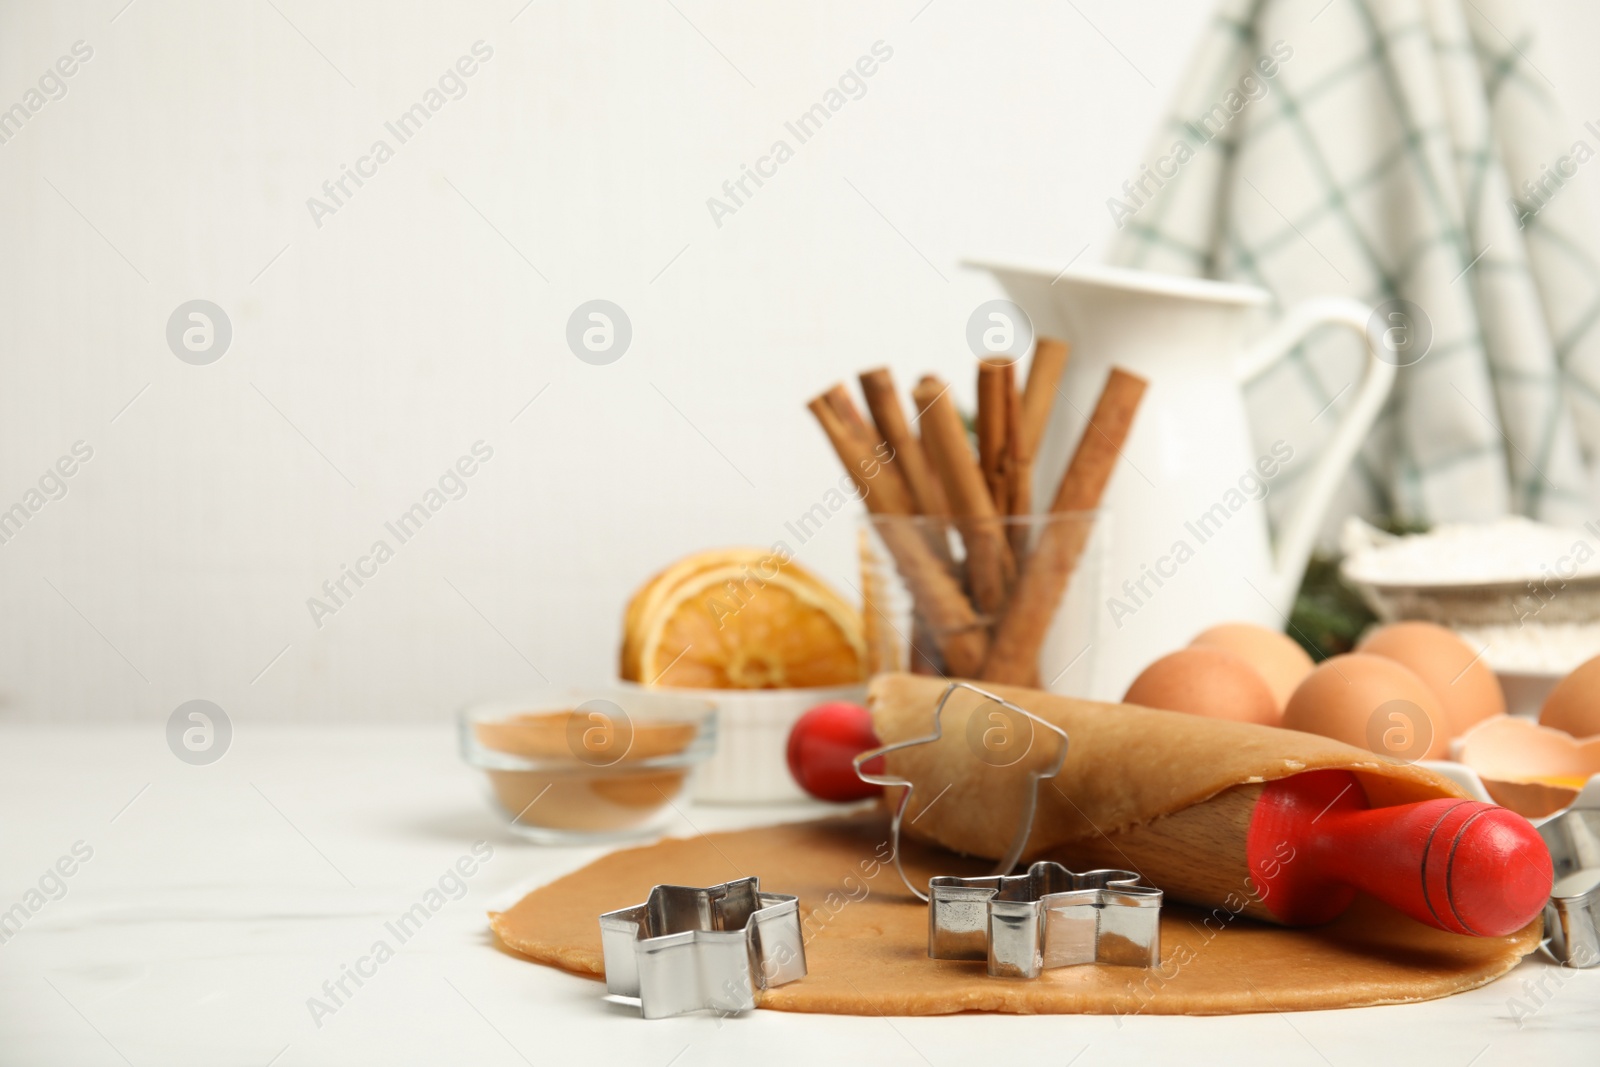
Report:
0,725,1595,1066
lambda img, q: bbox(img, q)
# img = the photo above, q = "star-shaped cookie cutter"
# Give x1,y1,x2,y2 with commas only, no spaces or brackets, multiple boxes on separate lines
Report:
852,680,1071,902
598,876,807,1019
929,861,1162,978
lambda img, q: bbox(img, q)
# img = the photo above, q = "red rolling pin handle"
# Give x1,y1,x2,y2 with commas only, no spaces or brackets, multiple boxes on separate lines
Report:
1246,769,1553,938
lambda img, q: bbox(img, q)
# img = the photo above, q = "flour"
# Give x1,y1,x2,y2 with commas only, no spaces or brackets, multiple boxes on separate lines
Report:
1343,517,1600,586
1456,622,1600,674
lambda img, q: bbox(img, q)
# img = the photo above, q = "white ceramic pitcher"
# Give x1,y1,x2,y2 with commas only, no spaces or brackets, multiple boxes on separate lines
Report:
970,261,1395,700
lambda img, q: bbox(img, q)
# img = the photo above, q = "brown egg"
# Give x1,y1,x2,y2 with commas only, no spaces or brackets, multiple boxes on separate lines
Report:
1358,621,1504,741
1541,654,1600,738
1190,623,1314,711
1281,653,1449,760
1123,647,1280,726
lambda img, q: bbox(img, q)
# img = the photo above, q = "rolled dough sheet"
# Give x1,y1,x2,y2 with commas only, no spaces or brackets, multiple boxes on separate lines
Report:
490,813,1539,1015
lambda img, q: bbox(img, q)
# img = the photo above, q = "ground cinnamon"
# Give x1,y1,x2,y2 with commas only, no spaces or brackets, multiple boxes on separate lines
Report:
475,712,697,834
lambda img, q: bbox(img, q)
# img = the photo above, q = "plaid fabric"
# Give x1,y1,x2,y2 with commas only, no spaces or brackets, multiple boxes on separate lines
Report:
1110,0,1600,534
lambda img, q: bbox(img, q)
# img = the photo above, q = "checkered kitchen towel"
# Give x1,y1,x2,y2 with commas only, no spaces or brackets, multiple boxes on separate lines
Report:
1110,0,1600,532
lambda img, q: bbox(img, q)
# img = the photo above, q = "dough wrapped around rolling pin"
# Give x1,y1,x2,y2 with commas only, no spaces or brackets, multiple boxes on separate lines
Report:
869,673,1548,934
871,674,1464,854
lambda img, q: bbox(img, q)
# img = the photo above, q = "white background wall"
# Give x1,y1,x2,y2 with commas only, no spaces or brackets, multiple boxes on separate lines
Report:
3,0,1600,722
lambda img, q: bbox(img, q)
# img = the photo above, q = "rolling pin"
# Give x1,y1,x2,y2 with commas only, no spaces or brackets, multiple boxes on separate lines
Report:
789,709,1553,938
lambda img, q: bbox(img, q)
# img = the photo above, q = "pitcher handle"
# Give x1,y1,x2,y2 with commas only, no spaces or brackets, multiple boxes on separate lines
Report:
1234,296,1396,605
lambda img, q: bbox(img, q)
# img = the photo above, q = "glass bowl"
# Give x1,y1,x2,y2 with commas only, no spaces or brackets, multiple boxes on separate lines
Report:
459,687,715,845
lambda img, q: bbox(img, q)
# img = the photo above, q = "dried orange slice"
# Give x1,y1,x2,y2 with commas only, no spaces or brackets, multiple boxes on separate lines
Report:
623,549,864,689
620,548,776,680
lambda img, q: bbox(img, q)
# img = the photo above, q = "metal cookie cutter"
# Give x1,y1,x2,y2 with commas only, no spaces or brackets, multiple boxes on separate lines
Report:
598,876,807,1018
1537,808,1600,968
928,861,1162,978
853,681,1070,901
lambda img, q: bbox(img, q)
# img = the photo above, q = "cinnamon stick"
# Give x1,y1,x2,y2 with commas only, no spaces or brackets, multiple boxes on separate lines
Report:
976,359,1014,517
909,615,944,675
913,375,1016,621
1019,338,1070,459
809,389,989,676
821,384,876,447
816,384,915,517
1009,338,1070,560
858,368,950,518
1003,373,1029,558
980,367,1147,686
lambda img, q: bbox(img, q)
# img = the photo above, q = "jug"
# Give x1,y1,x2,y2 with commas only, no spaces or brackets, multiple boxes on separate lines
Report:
970,261,1394,700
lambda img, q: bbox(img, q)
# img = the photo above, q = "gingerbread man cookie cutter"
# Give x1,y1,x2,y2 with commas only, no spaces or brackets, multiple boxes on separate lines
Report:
852,681,1071,903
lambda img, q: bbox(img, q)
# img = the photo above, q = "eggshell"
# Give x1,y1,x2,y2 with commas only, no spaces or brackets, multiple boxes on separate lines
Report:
1456,714,1600,818
1280,653,1449,760
1357,621,1504,741
1123,647,1279,726
1458,715,1600,781
1540,653,1600,738
1477,779,1579,820
1190,623,1314,711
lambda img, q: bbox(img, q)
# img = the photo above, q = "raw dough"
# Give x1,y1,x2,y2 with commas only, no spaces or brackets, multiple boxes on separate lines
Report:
491,812,1538,1015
